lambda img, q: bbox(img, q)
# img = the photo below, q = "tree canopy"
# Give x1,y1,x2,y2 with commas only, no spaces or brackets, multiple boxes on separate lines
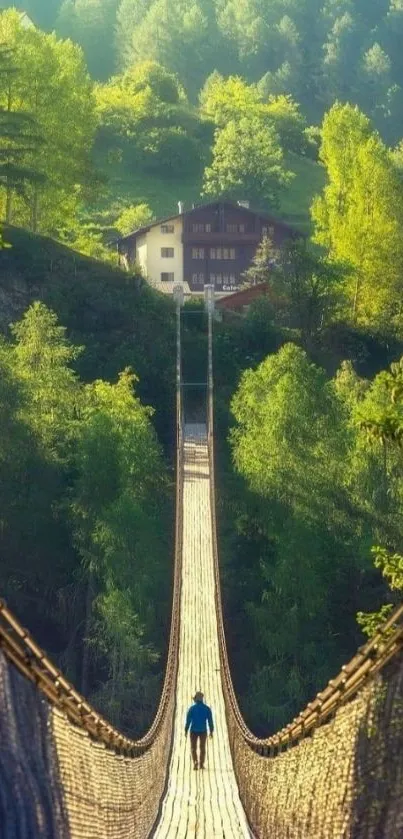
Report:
312,103,403,332
203,116,291,207
10,0,403,144
0,9,97,236
0,298,171,733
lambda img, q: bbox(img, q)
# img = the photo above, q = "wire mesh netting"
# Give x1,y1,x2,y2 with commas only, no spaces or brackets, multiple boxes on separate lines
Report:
0,650,70,839
225,655,403,838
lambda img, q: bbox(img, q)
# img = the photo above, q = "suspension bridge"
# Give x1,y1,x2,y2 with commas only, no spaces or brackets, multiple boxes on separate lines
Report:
0,288,402,838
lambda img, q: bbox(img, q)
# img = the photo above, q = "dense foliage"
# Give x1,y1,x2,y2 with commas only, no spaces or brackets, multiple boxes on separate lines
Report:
0,229,177,733
313,103,403,332
1,0,403,739
8,0,403,145
210,312,403,732
0,301,170,732
0,10,96,238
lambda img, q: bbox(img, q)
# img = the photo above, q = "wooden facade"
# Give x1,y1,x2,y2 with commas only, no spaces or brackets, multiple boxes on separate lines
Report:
117,201,299,294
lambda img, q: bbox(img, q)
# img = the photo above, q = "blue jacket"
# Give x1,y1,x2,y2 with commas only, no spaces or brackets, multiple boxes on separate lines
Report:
185,701,214,734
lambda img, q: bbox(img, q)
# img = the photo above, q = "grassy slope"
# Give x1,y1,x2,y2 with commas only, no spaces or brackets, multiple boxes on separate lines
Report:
279,153,326,232
94,150,326,233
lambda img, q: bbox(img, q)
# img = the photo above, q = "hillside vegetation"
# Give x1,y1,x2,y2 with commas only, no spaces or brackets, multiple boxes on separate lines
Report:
0,2,403,736
0,226,176,735
93,148,325,233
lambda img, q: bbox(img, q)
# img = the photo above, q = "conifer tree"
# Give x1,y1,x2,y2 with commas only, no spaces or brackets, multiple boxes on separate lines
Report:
243,236,277,286
0,44,44,222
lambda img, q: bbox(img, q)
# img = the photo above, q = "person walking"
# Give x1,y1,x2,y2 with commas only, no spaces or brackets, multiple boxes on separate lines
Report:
185,691,214,770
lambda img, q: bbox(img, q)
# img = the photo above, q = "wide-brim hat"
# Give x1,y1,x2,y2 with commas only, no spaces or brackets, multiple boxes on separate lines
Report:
193,691,204,702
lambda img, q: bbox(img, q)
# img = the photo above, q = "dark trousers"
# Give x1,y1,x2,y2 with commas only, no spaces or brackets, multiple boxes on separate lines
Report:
190,731,207,767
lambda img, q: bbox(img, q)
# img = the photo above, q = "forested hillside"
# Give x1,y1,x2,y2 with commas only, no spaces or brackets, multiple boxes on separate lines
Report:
5,0,403,235
0,227,176,735
0,1,403,737
10,0,403,147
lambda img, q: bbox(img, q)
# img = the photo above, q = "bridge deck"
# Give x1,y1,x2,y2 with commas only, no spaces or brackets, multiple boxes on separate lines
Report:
154,424,251,838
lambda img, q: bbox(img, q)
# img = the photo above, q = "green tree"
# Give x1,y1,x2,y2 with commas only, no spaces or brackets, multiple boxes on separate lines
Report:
56,0,120,79
339,356,403,636
270,238,344,341
0,306,83,655
4,299,171,724
121,0,220,98
357,546,403,637
96,61,203,177
321,11,363,103
11,301,83,453
115,0,153,70
229,343,370,726
71,369,168,711
231,343,348,505
217,0,282,77
357,356,403,447
115,202,155,235
243,236,278,286
0,43,44,222
312,103,403,332
0,10,97,235
203,116,291,208
200,75,306,154
264,94,307,154
199,74,262,126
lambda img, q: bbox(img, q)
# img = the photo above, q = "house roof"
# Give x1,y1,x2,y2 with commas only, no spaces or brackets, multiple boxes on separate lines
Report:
147,277,192,296
215,282,270,311
18,11,35,29
116,201,303,244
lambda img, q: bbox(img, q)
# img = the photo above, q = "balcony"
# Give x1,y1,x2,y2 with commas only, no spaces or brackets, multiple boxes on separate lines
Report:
182,230,260,244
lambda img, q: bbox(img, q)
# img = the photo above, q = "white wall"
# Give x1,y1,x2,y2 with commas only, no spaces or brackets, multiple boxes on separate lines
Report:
144,217,183,284
136,233,148,275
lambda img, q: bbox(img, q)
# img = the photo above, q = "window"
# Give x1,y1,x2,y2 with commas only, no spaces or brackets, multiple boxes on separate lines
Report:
192,247,205,259
192,222,212,233
226,223,245,233
215,274,223,286
262,225,275,238
192,272,204,283
262,226,268,237
161,247,174,258
161,272,174,282
210,247,236,260
223,273,237,290
161,224,174,233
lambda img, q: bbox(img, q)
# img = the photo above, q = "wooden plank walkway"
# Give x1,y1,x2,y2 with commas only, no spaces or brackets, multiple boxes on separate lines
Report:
154,424,252,839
